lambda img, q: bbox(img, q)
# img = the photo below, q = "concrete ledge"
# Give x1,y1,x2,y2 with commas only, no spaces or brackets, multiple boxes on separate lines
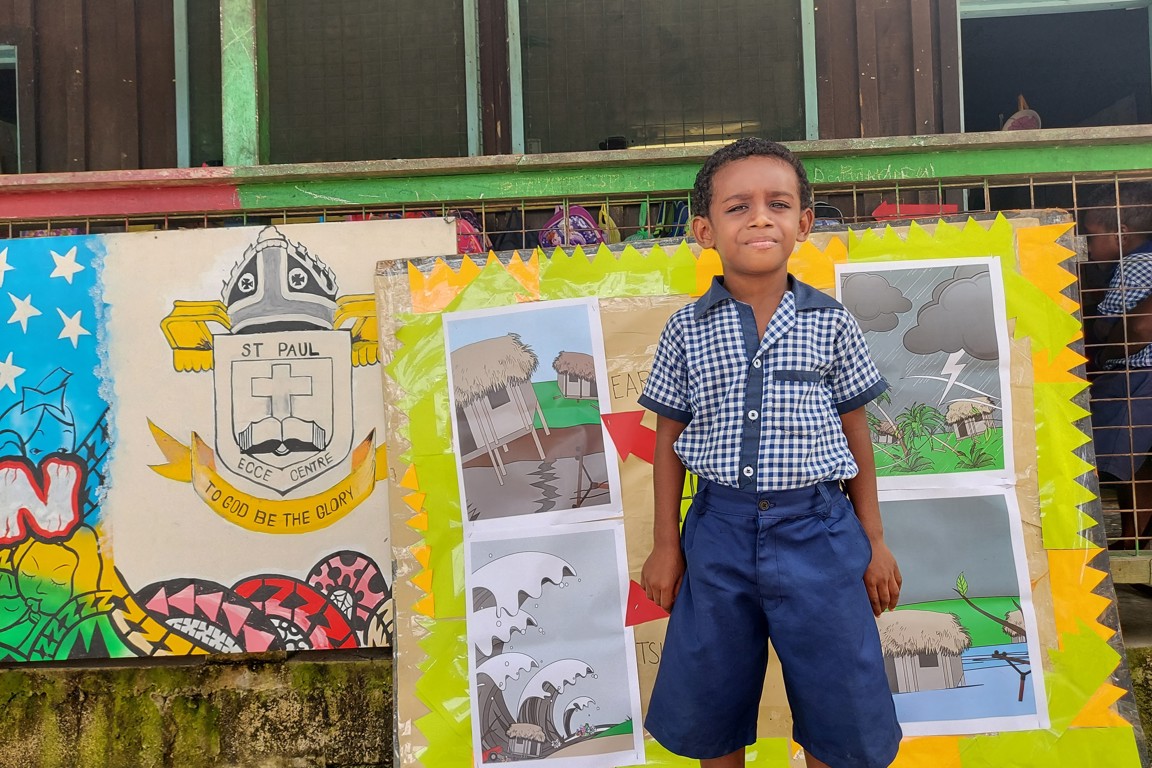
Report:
1111,555,1152,585
0,653,392,768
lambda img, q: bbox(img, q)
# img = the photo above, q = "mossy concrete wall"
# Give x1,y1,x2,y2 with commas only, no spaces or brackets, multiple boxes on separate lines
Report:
1129,648,1152,741
0,652,392,768
4,649,1152,767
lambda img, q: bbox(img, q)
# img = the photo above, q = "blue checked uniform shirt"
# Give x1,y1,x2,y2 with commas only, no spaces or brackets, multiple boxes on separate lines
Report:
638,276,888,492
1097,242,1152,369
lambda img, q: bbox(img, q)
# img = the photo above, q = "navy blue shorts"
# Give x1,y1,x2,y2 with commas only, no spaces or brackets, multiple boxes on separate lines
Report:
645,479,901,766
1091,369,1152,481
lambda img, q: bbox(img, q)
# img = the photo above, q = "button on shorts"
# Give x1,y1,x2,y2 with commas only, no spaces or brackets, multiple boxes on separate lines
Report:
644,479,902,767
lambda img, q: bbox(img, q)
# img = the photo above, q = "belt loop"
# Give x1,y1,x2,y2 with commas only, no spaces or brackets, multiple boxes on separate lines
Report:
693,477,709,515
815,481,834,518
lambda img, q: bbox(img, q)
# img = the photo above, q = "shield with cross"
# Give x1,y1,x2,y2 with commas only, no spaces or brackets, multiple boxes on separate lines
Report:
212,329,353,496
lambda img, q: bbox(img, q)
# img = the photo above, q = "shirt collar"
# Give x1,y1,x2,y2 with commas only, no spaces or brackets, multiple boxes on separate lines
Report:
692,274,840,320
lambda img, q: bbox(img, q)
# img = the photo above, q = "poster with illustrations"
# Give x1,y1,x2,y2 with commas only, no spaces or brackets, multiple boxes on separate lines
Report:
467,521,642,766
877,488,1045,735
444,299,621,528
836,258,1013,489
379,216,1142,768
0,217,455,661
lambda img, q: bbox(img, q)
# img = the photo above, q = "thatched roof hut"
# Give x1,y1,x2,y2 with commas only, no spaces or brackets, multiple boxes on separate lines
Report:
876,420,899,437
552,351,595,382
877,610,972,657
945,396,995,425
451,334,538,406
1004,609,1026,641
508,723,546,742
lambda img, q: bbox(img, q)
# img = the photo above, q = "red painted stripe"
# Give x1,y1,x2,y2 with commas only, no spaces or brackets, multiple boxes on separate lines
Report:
0,184,243,219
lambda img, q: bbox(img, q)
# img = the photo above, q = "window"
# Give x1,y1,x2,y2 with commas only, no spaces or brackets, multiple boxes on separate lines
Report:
265,0,470,163
515,0,807,153
961,2,1152,132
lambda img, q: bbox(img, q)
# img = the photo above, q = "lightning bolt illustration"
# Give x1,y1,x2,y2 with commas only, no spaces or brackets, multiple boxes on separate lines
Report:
938,350,967,403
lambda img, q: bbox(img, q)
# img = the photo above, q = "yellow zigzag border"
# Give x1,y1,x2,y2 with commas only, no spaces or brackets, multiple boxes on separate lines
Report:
388,218,1135,768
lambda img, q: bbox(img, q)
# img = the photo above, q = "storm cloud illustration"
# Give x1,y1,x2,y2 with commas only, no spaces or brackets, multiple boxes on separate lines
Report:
903,267,998,361
841,272,913,332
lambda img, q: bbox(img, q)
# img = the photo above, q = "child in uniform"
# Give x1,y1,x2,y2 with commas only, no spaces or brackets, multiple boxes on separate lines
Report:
1081,183,1152,548
638,138,902,768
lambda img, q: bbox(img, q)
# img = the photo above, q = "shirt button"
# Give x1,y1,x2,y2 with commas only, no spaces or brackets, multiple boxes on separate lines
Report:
742,466,754,478
752,358,762,369
748,409,759,421
758,499,771,511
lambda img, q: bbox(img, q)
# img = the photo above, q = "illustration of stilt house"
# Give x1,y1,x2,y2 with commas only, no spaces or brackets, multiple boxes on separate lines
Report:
451,334,551,484
553,351,597,400
877,610,972,693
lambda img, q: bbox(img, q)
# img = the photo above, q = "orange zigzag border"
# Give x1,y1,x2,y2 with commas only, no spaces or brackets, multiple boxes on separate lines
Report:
1015,222,1126,727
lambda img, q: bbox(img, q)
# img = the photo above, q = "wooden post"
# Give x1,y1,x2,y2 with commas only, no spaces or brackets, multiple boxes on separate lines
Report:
220,0,267,167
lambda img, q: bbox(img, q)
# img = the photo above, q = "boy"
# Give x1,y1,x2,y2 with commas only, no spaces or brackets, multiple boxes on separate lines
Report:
638,138,902,768
1081,183,1152,549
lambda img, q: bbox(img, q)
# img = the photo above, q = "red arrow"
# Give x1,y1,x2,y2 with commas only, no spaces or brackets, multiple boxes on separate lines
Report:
872,200,958,221
601,410,657,464
625,580,669,626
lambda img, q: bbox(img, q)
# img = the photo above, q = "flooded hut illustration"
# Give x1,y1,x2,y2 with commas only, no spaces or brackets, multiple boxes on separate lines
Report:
507,723,546,757
451,334,551,484
945,396,995,439
553,351,597,400
1003,609,1026,643
877,610,972,693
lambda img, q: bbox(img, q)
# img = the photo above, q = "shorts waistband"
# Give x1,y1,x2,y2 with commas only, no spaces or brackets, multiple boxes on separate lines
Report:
694,478,842,516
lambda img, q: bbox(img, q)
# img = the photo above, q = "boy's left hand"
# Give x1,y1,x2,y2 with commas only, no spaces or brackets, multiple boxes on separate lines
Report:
864,541,902,617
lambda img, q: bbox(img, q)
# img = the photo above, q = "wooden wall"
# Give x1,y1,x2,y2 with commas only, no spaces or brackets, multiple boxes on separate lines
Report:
0,0,176,173
815,0,962,139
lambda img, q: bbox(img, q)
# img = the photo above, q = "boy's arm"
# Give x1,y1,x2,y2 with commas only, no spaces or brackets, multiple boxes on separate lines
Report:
641,414,689,612
840,406,902,617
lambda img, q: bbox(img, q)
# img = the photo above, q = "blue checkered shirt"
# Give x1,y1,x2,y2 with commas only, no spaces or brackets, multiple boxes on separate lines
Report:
1098,243,1152,369
638,276,888,491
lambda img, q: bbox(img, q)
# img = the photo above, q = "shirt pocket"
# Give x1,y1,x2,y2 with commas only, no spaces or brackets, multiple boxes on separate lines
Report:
770,369,832,434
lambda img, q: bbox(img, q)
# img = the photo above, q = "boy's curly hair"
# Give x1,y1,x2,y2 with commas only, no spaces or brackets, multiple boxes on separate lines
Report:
1080,182,1152,235
691,137,813,217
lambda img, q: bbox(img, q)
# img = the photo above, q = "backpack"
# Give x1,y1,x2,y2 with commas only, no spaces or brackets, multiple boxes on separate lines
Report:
652,200,690,238
538,204,605,248
489,208,537,252
624,201,653,242
449,209,490,254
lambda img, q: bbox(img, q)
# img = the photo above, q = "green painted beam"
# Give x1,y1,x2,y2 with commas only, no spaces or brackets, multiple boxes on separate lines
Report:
220,0,266,167
804,142,1152,185
235,135,1152,209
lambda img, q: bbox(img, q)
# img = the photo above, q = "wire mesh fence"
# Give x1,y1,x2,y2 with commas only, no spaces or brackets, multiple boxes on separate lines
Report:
6,168,1152,566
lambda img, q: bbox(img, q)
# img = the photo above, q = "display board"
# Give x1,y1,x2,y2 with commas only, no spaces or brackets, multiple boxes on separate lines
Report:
0,217,455,661
378,213,1144,767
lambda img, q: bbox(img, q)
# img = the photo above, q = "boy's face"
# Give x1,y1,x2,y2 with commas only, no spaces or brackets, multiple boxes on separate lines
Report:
1084,218,1126,263
691,156,814,280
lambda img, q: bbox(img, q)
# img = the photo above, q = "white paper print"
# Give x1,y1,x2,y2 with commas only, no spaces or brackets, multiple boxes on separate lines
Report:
465,521,642,768
444,298,622,530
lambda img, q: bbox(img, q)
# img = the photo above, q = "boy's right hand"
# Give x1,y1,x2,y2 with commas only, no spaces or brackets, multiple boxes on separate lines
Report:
641,543,686,612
